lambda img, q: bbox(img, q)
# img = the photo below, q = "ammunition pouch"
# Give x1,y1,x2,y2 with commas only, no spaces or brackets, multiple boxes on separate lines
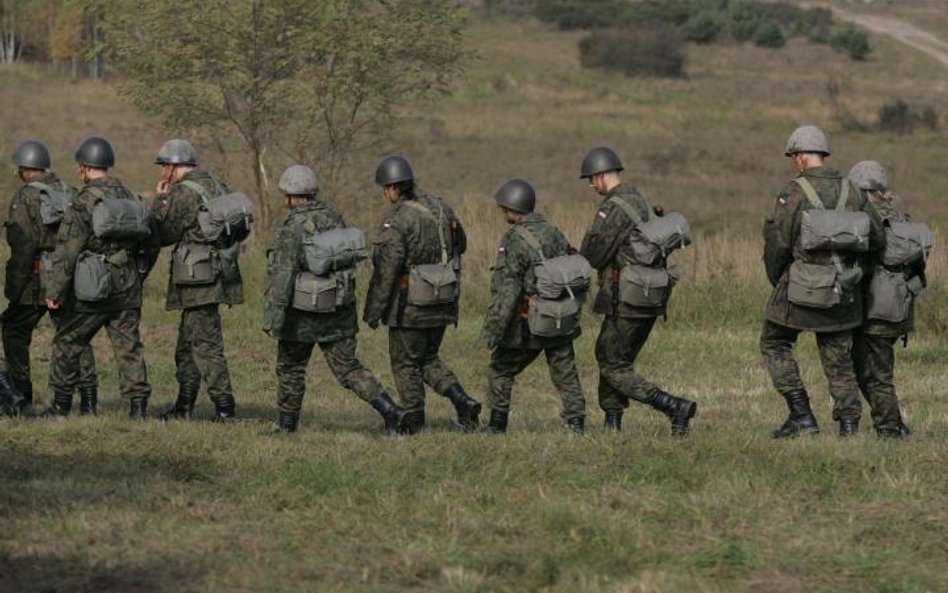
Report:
617,264,670,308
172,243,220,286
526,296,581,338
292,270,355,313
73,251,112,302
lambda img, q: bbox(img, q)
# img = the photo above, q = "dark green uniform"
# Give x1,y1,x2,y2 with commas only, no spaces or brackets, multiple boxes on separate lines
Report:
264,199,386,415
2,171,96,403
580,185,667,413
363,192,466,415
760,166,882,423
481,212,585,422
151,170,241,407
44,177,156,409
853,195,921,435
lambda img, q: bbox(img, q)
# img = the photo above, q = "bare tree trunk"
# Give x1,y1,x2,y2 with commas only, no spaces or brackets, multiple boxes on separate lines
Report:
250,141,271,234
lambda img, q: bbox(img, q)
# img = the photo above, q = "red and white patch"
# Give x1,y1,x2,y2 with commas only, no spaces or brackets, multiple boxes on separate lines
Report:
596,210,608,220
382,222,392,229
497,246,506,254
777,197,787,207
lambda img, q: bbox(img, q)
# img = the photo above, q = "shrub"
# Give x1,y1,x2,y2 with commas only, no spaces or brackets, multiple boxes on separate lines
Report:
795,7,832,43
878,99,939,133
831,25,871,60
533,0,633,30
753,20,785,48
727,1,767,42
578,25,685,78
683,11,725,44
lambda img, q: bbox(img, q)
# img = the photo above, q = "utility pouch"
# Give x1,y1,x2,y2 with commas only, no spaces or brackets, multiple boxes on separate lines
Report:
883,221,932,267
799,210,870,252
105,249,137,294
406,263,458,306
217,242,242,283
73,251,112,301
292,271,339,313
787,261,839,309
866,267,911,322
617,264,670,308
527,296,581,338
171,243,219,286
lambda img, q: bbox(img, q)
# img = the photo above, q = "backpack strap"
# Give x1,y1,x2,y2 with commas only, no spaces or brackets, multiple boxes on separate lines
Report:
606,195,648,225
836,178,850,212
793,177,853,275
514,225,546,261
792,177,825,210
402,199,449,266
180,179,214,206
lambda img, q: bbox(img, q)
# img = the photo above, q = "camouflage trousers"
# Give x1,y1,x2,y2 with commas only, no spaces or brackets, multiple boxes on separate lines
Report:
49,307,150,402
853,331,904,432
277,337,385,413
388,326,459,414
1,303,96,388
595,316,660,412
175,305,233,400
487,342,585,421
759,320,861,422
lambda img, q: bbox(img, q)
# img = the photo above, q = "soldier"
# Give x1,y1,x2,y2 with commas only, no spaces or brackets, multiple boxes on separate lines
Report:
44,136,156,419
264,164,407,433
579,146,697,436
760,126,882,438
849,161,921,438
480,179,585,433
150,139,239,421
3,141,98,414
363,155,480,434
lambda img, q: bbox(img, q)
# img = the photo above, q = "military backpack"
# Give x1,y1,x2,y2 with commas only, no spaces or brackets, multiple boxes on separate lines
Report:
291,226,366,313
28,181,73,226
180,180,254,246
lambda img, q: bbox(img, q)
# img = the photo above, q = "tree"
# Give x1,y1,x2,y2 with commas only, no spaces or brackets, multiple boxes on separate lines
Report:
105,0,465,230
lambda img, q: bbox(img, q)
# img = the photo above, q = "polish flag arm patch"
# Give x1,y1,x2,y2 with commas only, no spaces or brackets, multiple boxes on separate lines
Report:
497,246,506,254
596,210,608,220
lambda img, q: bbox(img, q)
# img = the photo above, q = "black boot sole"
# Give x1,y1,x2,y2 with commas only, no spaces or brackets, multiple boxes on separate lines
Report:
671,401,698,436
456,402,482,433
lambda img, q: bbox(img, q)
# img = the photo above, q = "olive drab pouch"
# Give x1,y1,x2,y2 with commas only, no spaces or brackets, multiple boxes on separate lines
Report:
402,199,458,306
303,227,367,275
73,250,112,302
217,242,242,283
29,181,73,226
105,249,137,295
91,196,151,240
514,226,592,300
794,177,870,253
292,270,356,313
181,180,253,245
527,296,581,338
171,243,219,286
787,261,839,309
618,264,671,308
882,221,932,267
866,267,911,323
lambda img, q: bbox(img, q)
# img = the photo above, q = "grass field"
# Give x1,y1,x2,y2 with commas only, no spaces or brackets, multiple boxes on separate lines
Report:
1,4,947,593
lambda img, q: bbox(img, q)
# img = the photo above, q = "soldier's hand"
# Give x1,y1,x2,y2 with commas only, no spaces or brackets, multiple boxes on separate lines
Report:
156,180,170,194
45,298,59,310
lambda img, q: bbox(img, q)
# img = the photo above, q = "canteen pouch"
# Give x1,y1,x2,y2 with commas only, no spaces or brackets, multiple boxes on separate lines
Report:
618,264,670,308
527,296,581,338
866,267,911,323
292,271,342,313
799,210,870,253
883,221,932,267
171,243,219,286
303,227,368,275
73,251,112,301
787,261,839,309
534,254,593,299
197,192,254,244
217,242,242,283
406,263,457,306
91,198,151,239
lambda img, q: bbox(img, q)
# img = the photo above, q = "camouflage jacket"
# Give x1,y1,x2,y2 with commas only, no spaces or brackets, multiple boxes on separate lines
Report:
580,184,668,319
363,191,466,328
762,166,884,332
263,199,358,344
861,194,925,338
4,171,73,305
44,176,158,313
481,212,577,350
151,169,243,310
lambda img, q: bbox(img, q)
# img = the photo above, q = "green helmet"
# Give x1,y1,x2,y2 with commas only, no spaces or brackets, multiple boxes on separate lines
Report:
374,155,415,186
580,146,624,179
494,178,536,213
278,164,319,196
784,125,831,157
74,136,115,169
12,140,51,170
849,160,888,191
154,139,198,166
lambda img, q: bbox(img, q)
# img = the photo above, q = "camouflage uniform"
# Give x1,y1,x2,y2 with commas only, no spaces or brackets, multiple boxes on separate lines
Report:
760,166,883,427
264,199,396,429
44,176,157,415
481,212,585,424
363,191,473,427
2,171,97,408
151,169,241,417
853,195,922,435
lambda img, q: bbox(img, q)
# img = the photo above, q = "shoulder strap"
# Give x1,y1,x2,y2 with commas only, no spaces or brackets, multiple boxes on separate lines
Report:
514,225,546,261
85,186,107,202
180,179,213,206
28,181,53,194
792,177,825,209
836,178,850,212
607,195,648,224
402,199,448,265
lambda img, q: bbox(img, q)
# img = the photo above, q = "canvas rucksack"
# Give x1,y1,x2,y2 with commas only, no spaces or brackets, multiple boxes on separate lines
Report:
180,180,254,245
607,196,691,266
302,227,367,276
89,187,151,240
401,200,458,307
795,177,870,253
28,181,73,226
882,220,932,267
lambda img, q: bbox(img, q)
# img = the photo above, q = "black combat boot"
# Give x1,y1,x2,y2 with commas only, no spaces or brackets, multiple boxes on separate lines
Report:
443,384,482,433
79,386,98,416
277,410,299,433
603,410,622,431
42,391,73,418
485,409,508,434
401,410,425,435
369,393,409,434
211,394,237,423
0,372,24,417
567,416,585,434
129,398,148,421
771,391,819,439
650,390,698,436
11,378,32,415
838,418,859,437
161,383,199,420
